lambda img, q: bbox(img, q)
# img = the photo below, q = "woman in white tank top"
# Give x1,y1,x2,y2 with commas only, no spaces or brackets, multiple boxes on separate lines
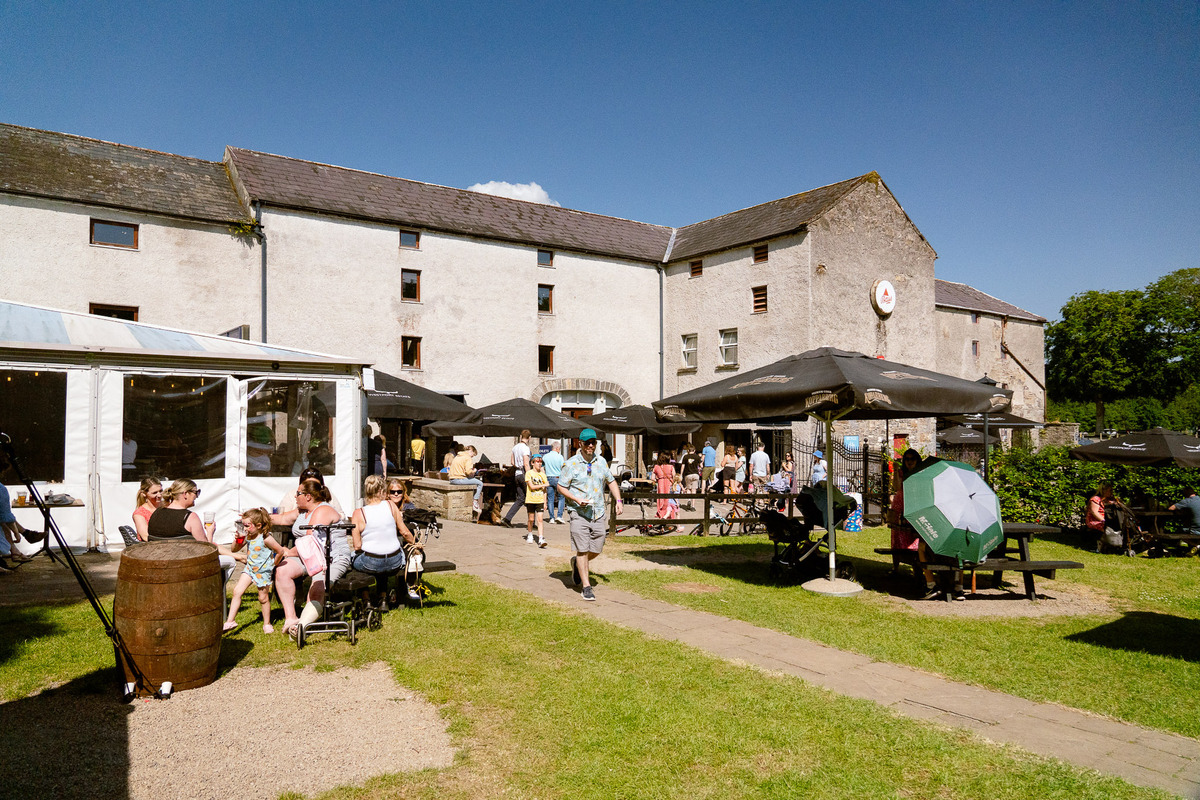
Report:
351,475,416,606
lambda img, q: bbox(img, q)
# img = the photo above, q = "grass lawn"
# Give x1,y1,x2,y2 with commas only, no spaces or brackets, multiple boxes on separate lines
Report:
0,574,1172,800
601,526,1200,739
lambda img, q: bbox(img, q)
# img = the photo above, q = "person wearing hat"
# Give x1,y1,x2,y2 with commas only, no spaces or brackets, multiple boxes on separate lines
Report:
810,450,828,486
555,428,623,601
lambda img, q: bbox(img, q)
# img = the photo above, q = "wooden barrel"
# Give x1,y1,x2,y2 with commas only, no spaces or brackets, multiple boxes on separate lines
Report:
113,540,223,695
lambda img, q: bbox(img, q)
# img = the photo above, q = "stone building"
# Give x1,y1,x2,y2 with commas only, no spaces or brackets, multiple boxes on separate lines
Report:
0,122,1045,469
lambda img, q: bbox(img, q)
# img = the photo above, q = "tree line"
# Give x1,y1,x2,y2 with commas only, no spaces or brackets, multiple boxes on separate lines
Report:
1046,268,1200,436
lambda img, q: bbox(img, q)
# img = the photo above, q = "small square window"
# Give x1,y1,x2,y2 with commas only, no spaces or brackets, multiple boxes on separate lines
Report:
401,269,421,302
537,249,554,267
971,340,980,358
89,303,139,321
752,244,768,263
719,329,738,366
689,260,703,278
538,345,554,374
971,312,980,324
401,336,421,369
90,219,138,249
681,334,697,368
752,285,768,313
538,284,553,314
400,230,420,249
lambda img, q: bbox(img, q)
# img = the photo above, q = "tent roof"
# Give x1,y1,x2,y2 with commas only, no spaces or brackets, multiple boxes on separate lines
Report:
0,299,363,371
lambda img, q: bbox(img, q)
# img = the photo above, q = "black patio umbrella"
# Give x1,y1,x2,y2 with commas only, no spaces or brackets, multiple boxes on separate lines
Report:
653,347,1012,586
945,411,1043,429
363,370,474,421
423,397,589,438
937,425,1000,445
580,405,701,435
1069,428,1200,468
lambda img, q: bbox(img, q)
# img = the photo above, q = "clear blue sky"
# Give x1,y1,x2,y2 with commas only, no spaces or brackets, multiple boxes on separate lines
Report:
2,0,1196,322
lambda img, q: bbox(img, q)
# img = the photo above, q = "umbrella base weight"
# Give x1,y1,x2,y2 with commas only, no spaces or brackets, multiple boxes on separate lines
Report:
801,576,863,597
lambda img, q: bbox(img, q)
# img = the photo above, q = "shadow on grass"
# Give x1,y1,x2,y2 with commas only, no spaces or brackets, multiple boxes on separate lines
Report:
1065,612,1200,662
0,667,130,799
0,605,62,668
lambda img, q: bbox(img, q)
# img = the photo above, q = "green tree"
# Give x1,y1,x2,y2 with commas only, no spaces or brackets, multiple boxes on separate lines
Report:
1045,290,1146,434
1143,268,1200,397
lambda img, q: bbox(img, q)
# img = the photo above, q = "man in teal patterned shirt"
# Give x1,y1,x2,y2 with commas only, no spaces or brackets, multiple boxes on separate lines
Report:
556,429,623,601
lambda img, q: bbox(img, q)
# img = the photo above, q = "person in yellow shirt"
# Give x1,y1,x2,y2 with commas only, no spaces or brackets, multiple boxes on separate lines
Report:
524,454,549,547
410,437,426,474
448,445,484,516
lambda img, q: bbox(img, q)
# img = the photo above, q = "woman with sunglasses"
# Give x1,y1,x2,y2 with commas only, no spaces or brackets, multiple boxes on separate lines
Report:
351,475,417,608
146,479,207,542
274,478,346,636
385,478,416,510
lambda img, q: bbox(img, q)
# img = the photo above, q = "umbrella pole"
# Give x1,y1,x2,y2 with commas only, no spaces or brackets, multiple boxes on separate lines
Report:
826,415,836,582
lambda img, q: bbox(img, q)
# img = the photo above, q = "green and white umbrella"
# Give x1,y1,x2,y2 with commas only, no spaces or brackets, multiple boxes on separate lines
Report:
903,460,1003,564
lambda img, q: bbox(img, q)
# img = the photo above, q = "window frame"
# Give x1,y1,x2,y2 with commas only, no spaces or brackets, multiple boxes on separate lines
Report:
719,328,739,366
400,269,421,302
89,302,139,321
538,344,555,374
752,285,768,314
537,249,555,267
971,340,980,358
681,333,698,369
537,284,554,315
401,336,422,370
752,244,768,263
399,230,421,250
689,260,703,278
90,219,139,249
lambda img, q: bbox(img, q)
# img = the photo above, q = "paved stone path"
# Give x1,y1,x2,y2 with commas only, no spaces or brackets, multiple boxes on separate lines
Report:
434,519,1200,798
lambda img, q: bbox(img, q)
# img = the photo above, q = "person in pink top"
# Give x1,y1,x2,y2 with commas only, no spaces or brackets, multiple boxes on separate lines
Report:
653,453,677,521
131,477,163,542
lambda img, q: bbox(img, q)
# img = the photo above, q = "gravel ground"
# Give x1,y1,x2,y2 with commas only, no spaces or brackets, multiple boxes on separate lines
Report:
2,662,454,800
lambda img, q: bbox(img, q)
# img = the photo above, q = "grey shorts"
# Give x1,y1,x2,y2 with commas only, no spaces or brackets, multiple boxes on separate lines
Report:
568,508,607,554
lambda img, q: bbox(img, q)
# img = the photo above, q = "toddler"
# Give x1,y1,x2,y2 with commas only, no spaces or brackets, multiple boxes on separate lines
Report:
223,508,286,633
524,455,548,547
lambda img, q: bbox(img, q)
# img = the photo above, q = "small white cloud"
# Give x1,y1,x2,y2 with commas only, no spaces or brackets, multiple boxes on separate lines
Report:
467,180,561,206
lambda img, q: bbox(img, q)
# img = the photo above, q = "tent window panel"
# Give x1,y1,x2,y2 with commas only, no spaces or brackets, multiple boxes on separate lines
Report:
246,380,337,477
0,370,67,483
123,376,227,481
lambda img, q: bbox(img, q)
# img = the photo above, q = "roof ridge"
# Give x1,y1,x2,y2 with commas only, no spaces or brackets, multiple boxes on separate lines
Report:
1,122,222,167
227,147,672,232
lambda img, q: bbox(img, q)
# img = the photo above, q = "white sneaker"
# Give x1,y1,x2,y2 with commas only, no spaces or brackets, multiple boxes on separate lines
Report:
538,537,547,548
553,517,565,524
525,533,536,543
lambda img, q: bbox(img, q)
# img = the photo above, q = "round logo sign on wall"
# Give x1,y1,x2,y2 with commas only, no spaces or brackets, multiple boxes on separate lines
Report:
871,279,897,317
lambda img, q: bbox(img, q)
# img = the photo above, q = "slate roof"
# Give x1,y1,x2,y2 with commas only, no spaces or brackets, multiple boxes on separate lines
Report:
225,148,674,263
0,124,250,224
668,174,873,262
935,279,1045,323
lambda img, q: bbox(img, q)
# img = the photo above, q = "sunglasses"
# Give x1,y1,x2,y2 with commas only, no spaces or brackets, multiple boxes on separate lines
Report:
295,491,308,498
388,489,404,495
191,489,201,497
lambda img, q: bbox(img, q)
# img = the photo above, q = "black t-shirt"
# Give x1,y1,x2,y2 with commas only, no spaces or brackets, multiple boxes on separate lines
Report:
680,453,702,476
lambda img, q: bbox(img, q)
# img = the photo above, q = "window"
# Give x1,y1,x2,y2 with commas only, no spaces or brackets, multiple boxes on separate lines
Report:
399,230,420,249
91,219,138,249
719,329,738,366
971,312,981,324
401,336,421,369
537,249,554,267
971,340,980,358
538,284,553,314
681,334,697,368
689,260,703,278
246,380,338,477
0,369,67,482
752,285,768,313
752,244,768,263
123,375,227,480
90,303,138,321
401,269,421,302
538,345,554,374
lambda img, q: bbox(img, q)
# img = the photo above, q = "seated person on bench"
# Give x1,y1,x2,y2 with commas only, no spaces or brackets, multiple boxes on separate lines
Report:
1168,488,1200,536
351,475,419,607
274,478,351,637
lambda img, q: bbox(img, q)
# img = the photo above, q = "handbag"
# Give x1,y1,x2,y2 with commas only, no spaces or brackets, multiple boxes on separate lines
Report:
295,534,327,577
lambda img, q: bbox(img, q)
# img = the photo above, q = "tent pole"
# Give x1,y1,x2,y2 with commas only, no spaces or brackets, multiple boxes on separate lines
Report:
826,415,836,582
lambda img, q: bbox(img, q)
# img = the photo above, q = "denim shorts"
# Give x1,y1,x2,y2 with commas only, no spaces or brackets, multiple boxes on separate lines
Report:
352,549,405,575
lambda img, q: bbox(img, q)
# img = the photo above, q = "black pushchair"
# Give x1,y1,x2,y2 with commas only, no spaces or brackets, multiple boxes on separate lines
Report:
760,491,857,583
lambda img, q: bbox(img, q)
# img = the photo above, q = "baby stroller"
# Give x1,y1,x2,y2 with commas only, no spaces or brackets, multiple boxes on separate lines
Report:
759,493,856,583
401,508,442,608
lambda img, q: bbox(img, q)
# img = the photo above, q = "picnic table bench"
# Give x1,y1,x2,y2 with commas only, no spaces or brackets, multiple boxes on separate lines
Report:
875,523,1083,601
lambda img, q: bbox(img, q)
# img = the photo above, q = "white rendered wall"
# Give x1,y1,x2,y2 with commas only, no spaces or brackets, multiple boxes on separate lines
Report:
936,308,1046,421
0,194,261,337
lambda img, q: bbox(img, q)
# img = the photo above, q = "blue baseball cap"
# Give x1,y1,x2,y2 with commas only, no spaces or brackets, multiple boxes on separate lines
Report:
579,428,599,442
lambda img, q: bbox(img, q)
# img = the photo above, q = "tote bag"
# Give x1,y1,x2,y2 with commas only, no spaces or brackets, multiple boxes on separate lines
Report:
295,534,327,577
